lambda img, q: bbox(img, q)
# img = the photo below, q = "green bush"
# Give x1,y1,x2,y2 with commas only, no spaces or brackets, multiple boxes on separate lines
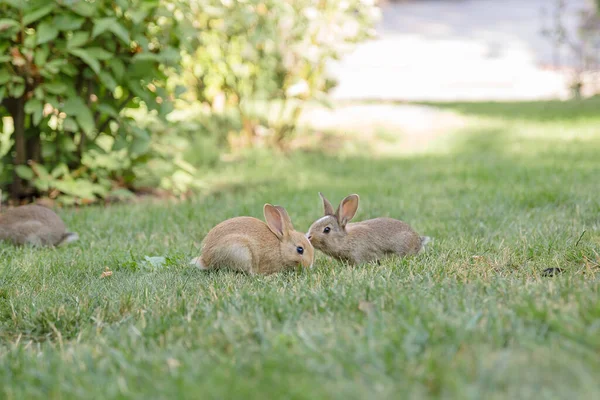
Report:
178,0,379,147
0,0,378,204
0,0,196,203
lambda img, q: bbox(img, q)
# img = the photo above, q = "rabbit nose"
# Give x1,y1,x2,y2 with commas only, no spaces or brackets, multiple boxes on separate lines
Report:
307,235,312,240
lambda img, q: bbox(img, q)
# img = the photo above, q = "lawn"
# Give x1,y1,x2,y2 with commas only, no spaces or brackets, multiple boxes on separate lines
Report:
1,99,599,399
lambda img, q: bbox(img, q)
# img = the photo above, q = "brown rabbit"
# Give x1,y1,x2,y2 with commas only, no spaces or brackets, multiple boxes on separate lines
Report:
190,204,314,275
0,204,79,246
306,193,430,265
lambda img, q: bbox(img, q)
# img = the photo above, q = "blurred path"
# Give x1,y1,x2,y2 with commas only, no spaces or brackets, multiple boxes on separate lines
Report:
329,0,589,101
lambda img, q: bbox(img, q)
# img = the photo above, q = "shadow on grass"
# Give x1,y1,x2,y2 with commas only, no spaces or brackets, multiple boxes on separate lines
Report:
189,120,600,245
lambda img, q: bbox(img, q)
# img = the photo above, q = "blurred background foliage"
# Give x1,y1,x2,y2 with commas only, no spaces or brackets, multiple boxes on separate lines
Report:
0,0,379,204
542,0,600,98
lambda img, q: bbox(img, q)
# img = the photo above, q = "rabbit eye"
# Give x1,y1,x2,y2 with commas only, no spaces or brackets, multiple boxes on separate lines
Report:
323,227,331,234
296,246,304,255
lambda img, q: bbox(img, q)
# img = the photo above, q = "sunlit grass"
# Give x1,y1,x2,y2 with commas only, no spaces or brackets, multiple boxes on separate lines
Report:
1,99,599,399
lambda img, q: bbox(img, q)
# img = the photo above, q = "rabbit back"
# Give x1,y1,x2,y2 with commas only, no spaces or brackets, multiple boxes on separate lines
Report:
318,217,421,265
347,218,423,263
199,217,281,274
0,205,70,246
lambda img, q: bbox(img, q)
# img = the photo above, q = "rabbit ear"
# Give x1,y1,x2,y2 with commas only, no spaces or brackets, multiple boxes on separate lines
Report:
274,205,295,232
336,194,359,228
319,192,335,216
264,204,286,240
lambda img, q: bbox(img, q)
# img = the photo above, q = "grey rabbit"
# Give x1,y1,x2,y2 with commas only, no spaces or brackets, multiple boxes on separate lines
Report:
306,193,430,265
0,203,78,247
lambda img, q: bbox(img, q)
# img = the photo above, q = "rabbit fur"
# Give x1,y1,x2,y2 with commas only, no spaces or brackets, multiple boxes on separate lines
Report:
306,193,429,265
190,204,314,275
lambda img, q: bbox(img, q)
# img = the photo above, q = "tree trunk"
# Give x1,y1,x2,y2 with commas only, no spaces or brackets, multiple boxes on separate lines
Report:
7,97,27,201
26,129,42,165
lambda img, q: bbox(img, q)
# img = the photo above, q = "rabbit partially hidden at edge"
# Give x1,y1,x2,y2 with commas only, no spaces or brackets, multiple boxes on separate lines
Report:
190,204,314,275
0,204,79,247
306,193,430,265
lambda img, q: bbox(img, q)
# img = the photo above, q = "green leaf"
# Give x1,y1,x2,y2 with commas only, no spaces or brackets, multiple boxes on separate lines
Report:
0,69,10,85
15,165,34,180
57,134,76,152
67,32,89,49
158,99,174,117
77,112,96,137
11,83,25,97
92,18,130,44
50,163,69,179
0,55,10,63
68,1,96,17
76,108,98,137
37,22,59,45
91,18,116,38
128,60,157,80
174,85,187,97
32,163,51,181
0,19,19,33
68,48,100,74
23,4,56,25
63,117,78,132
86,47,113,61
109,58,125,80
132,53,161,62
0,87,5,103
24,34,37,49
97,103,118,118
98,71,117,91
159,48,180,64
34,46,50,66
53,179,106,199
54,15,85,31
32,107,43,126
128,10,148,24
112,135,128,151
127,79,152,104
130,135,151,157
44,59,67,74
60,63,78,76
43,81,68,94
115,0,129,10
63,97,95,137
109,22,130,44
51,163,70,179
2,0,25,10
45,95,60,109
24,98,42,114
34,86,44,100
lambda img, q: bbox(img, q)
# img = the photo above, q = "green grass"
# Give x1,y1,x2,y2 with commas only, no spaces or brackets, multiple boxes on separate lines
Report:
1,99,600,399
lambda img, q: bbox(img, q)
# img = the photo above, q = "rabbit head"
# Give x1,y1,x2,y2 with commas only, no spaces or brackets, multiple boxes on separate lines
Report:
306,193,359,253
264,204,314,269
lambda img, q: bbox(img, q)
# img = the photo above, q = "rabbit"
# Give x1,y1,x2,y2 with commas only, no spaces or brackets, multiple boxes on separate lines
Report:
306,193,430,265
189,204,314,275
0,204,79,247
